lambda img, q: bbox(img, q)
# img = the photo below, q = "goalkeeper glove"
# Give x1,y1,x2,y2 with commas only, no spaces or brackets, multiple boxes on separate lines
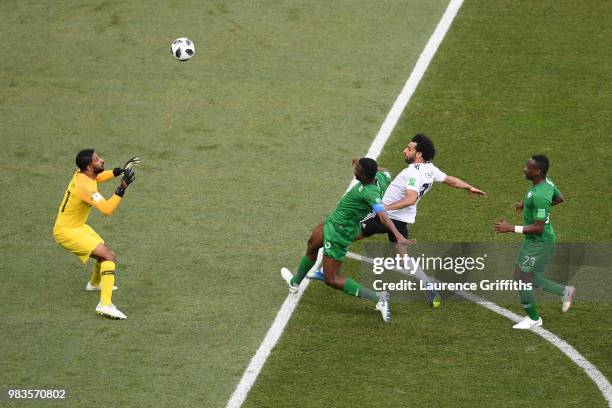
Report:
115,168,136,197
113,157,141,176
124,157,141,170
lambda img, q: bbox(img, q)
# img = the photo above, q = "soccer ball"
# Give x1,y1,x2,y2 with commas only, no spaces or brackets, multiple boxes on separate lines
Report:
171,38,195,62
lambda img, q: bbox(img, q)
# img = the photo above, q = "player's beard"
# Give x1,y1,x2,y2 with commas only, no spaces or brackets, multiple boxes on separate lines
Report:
93,164,105,174
405,156,414,164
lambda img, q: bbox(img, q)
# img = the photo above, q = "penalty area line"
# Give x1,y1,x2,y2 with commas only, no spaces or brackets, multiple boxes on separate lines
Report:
346,251,612,406
226,1,465,407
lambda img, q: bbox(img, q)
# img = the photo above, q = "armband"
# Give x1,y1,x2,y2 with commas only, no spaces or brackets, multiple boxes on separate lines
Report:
514,225,524,234
372,203,385,213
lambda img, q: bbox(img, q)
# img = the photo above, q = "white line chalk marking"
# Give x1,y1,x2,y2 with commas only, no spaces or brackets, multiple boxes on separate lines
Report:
228,1,467,406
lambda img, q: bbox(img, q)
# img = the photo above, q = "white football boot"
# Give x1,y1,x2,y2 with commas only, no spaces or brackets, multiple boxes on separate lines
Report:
512,316,542,329
375,291,390,322
281,268,299,294
562,286,576,312
86,282,117,291
95,303,127,320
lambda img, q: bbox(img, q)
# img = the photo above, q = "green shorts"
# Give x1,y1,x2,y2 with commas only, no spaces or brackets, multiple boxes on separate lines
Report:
516,241,555,274
323,220,357,261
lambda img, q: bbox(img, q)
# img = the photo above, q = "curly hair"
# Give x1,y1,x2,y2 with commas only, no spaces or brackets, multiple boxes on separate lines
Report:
75,149,95,171
412,134,436,161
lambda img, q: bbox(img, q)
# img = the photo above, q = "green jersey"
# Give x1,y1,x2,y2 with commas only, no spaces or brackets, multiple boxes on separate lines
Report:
523,178,561,243
326,182,383,235
375,171,393,195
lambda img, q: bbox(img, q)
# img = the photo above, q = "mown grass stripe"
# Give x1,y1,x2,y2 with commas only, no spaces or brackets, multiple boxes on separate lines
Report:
227,1,465,406
347,251,612,406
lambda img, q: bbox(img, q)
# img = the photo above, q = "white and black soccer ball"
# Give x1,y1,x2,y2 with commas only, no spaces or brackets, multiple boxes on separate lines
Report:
171,38,195,62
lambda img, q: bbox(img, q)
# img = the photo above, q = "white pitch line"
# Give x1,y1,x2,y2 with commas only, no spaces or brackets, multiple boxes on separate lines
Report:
346,251,612,407
364,0,464,161
226,1,465,407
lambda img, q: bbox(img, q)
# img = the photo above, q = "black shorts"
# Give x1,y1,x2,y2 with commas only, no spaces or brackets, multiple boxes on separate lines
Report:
360,212,409,242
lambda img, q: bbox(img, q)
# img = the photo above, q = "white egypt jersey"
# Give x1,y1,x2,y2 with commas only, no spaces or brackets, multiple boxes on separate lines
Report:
383,162,446,224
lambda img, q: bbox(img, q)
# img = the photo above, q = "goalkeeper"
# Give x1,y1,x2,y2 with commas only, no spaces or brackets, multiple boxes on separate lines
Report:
53,149,139,320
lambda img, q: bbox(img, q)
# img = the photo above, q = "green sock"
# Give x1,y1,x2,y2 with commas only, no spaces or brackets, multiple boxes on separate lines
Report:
519,289,540,320
290,256,315,286
343,278,379,303
533,273,565,296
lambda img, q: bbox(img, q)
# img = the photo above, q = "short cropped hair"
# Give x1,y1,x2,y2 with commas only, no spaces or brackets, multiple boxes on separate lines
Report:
358,157,378,181
531,154,549,175
76,149,95,171
412,133,436,161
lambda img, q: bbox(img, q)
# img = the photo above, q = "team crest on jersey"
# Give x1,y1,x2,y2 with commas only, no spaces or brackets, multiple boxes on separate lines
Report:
358,185,364,192
408,177,416,187
527,191,533,198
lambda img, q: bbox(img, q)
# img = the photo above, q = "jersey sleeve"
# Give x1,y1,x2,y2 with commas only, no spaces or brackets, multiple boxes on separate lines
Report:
75,175,122,216
552,184,562,200
404,167,421,192
363,185,383,212
374,171,393,194
531,192,552,222
96,170,116,183
433,166,447,182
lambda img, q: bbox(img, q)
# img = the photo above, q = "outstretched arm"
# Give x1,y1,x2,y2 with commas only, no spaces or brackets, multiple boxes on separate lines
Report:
443,175,487,196
76,186,122,216
90,195,122,216
96,169,121,183
96,157,141,183
78,169,136,216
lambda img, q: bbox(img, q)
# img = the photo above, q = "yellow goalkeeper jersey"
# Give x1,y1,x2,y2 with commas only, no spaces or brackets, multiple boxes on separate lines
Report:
53,170,121,231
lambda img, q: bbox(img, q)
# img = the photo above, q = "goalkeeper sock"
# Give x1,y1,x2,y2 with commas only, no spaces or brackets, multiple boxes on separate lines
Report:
343,278,379,303
100,261,116,306
90,261,101,287
290,256,316,286
519,289,540,320
533,273,565,296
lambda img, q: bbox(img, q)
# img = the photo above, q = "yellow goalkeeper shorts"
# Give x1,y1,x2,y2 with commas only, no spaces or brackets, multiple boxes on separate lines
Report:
54,225,104,264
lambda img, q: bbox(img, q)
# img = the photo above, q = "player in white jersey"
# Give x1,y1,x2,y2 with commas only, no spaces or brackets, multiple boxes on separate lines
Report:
360,134,486,241
310,135,486,298
350,134,486,307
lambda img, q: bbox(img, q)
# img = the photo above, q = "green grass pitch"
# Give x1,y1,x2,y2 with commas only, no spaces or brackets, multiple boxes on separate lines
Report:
1,0,610,407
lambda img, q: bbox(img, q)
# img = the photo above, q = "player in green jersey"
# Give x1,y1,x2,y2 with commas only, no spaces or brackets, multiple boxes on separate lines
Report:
374,166,393,194
281,158,409,322
494,155,576,329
